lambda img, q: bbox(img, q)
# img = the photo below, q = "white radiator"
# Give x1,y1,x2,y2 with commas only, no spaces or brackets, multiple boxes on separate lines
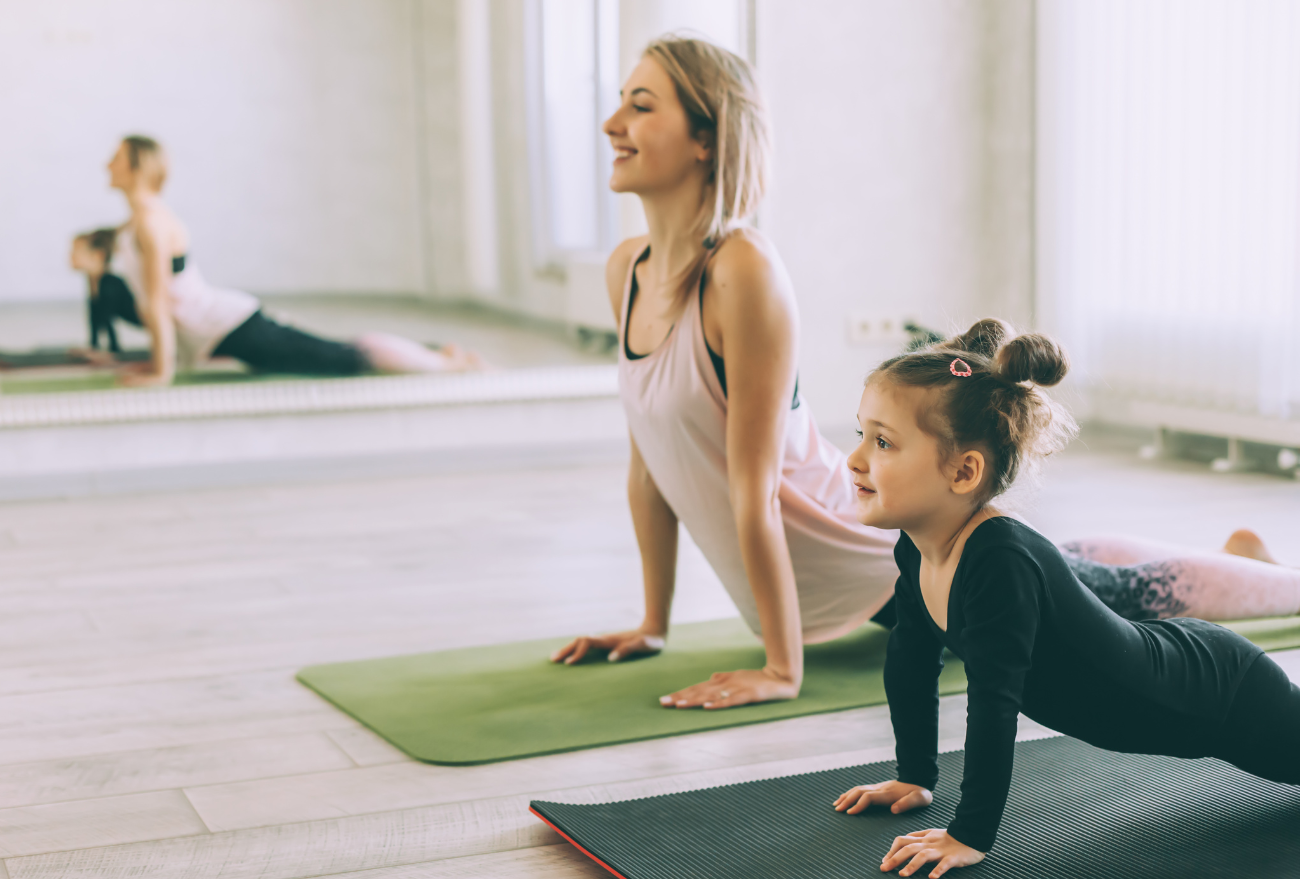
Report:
1037,0,1300,450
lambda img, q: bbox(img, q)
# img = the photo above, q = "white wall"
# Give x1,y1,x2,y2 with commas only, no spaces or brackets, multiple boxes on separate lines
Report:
0,0,426,303
759,0,1034,428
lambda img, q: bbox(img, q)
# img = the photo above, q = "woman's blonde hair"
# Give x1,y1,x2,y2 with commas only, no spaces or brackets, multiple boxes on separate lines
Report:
123,135,168,191
643,35,770,247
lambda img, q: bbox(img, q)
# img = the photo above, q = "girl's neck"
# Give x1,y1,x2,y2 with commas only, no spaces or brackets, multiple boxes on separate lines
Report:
639,182,710,283
908,505,999,568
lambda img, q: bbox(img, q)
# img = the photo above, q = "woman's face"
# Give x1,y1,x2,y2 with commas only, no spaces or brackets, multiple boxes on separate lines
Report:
602,56,711,197
107,142,134,191
846,380,956,531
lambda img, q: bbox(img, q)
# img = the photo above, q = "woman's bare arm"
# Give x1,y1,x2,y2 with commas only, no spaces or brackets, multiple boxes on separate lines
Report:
125,216,177,386
552,236,676,665
662,231,804,709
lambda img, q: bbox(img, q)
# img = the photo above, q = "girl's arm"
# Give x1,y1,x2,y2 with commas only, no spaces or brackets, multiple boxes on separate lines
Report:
123,217,176,386
942,548,1041,852
880,547,1041,877
662,233,802,708
834,571,945,822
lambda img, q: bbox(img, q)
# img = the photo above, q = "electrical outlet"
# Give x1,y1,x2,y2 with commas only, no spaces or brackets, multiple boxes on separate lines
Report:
847,313,911,347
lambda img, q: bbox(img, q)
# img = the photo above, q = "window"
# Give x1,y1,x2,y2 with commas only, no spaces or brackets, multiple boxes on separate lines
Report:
528,0,619,260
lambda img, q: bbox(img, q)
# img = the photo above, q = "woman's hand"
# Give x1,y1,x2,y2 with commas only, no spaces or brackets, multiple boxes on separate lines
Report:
118,367,172,388
834,780,932,815
550,629,665,665
658,666,799,709
880,829,984,878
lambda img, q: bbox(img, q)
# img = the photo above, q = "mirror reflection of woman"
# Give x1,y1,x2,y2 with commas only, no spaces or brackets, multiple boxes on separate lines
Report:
98,135,481,386
551,35,1300,710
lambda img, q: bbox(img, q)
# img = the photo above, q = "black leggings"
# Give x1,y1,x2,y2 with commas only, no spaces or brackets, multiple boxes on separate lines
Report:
212,311,370,376
89,274,142,352
1217,653,1300,784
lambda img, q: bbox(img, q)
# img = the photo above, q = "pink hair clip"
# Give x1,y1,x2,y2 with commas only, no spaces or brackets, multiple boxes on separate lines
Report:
949,358,973,377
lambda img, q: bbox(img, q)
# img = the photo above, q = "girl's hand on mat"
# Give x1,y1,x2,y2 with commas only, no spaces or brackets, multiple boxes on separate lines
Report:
834,780,932,815
659,667,799,709
880,829,983,878
550,630,665,665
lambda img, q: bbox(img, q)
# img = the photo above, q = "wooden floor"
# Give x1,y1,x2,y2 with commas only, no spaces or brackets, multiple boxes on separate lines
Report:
0,433,1297,878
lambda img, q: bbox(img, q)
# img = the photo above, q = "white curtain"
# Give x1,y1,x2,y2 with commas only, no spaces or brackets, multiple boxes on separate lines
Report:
1038,0,1300,419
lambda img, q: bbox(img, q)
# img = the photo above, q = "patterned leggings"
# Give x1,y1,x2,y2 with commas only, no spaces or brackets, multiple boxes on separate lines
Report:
1060,537,1300,621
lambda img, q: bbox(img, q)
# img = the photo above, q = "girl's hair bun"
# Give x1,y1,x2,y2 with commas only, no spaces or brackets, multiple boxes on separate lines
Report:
942,318,1012,359
995,333,1069,387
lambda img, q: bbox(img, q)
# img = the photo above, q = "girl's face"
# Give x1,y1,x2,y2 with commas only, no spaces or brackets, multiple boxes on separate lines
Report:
69,239,105,274
107,142,135,191
602,56,712,197
847,380,970,531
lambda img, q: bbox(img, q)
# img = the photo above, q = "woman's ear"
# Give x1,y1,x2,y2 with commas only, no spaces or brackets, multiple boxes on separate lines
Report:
949,449,986,498
694,128,715,164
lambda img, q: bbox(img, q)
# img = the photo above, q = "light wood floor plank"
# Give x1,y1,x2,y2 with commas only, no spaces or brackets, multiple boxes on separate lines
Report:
325,730,413,768
0,731,982,879
312,845,608,878
0,672,356,766
0,733,355,809
0,790,208,858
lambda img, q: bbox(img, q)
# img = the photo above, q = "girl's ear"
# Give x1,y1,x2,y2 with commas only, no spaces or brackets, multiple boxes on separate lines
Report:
950,449,986,497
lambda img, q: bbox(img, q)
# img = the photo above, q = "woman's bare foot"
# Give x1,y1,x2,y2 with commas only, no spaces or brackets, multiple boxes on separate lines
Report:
438,343,488,371
1222,529,1278,565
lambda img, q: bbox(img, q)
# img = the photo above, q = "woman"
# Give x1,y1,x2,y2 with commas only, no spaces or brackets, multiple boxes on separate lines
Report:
101,135,481,386
549,37,1299,711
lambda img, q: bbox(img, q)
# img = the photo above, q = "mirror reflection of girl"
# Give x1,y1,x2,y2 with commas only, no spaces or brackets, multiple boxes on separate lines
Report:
550,35,1299,711
68,227,141,366
94,135,482,386
832,320,1300,877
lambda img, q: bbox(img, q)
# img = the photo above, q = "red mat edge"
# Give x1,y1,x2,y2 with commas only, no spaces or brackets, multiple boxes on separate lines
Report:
529,806,630,879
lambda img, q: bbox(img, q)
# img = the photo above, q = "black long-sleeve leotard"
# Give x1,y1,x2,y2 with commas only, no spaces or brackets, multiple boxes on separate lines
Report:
884,517,1266,852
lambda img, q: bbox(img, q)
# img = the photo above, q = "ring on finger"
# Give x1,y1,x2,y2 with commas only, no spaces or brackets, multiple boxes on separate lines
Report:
720,690,731,698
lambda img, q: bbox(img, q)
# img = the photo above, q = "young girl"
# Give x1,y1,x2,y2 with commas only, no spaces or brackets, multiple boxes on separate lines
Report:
831,319,1300,877
552,34,1300,712
69,228,141,358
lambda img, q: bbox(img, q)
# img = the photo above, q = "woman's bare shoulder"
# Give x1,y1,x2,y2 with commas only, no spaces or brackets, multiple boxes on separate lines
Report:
134,202,189,253
606,234,651,312
708,228,793,308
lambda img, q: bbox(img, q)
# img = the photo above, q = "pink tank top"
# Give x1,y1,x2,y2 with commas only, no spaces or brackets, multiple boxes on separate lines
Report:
618,244,899,644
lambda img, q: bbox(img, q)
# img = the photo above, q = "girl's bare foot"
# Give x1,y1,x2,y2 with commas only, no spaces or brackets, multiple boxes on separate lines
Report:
1222,529,1278,565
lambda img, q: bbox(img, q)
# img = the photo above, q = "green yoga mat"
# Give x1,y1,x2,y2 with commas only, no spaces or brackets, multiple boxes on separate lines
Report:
296,615,1300,765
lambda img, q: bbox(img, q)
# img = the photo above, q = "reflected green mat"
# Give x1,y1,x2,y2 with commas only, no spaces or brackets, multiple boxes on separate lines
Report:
296,614,1300,765
0,370,295,394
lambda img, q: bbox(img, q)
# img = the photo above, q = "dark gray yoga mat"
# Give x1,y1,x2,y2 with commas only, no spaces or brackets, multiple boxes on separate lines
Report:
531,735,1300,878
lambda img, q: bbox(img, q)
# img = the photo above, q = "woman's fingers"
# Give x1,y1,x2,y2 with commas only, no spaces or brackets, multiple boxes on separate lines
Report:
610,633,664,662
549,640,577,663
558,637,605,665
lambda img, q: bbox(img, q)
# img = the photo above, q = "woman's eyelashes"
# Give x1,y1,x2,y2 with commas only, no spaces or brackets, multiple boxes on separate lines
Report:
632,104,650,113
855,428,864,440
